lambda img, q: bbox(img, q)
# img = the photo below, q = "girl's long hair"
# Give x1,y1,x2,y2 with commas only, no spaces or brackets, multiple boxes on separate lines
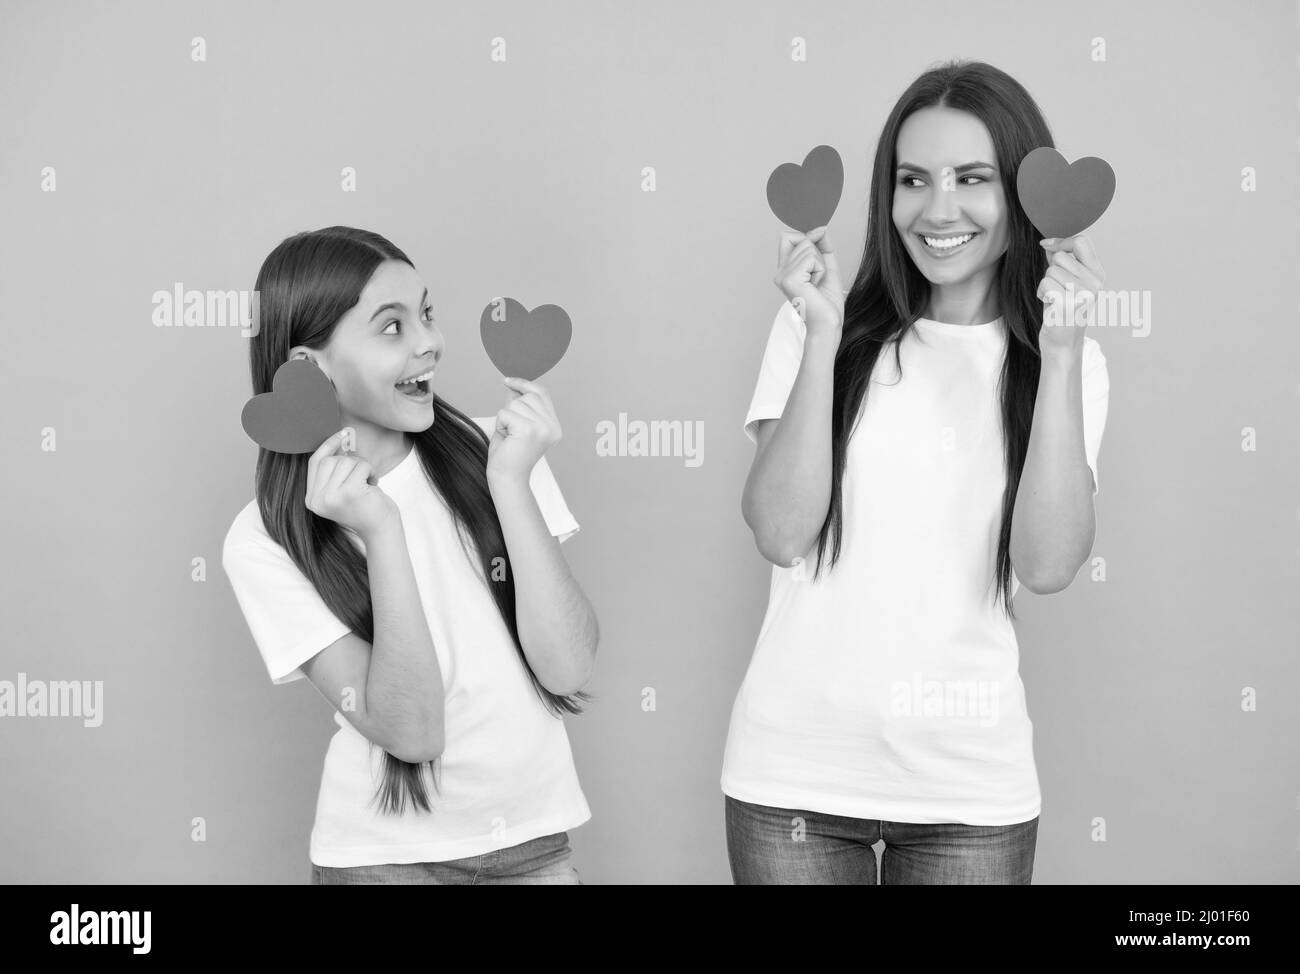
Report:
812,58,1055,620
247,226,589,815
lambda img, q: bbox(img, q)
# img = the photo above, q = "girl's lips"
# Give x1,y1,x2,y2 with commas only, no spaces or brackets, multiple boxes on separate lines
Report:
396,378,433,404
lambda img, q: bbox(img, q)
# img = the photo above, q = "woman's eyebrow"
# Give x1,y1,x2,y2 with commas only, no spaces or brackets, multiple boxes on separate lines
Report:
369,287,430,322
896,161,997,173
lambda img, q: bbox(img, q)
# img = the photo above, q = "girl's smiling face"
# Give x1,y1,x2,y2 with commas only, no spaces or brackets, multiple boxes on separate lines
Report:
306,259,444,447
892,106,1009,288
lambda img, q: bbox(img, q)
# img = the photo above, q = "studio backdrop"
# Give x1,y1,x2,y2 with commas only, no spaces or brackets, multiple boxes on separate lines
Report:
1,0,1296,883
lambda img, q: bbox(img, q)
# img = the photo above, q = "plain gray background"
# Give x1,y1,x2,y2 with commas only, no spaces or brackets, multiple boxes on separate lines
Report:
2,0,1297,884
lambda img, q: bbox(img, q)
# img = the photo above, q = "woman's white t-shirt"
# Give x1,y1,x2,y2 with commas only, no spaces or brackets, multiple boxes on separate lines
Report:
721,301,1110,826
222,417,591,866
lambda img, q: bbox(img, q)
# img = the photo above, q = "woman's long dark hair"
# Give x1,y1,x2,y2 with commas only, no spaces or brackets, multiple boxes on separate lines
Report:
812,58,1054,620
247,226,589,815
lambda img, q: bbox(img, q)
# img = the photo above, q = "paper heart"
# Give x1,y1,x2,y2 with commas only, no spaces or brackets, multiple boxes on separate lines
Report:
766,144,844,233
479,298,572,381
240,359,342,454
1016,146,1115,239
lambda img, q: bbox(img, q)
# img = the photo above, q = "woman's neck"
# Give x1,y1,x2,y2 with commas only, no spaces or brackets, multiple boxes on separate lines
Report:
926,278,1000,326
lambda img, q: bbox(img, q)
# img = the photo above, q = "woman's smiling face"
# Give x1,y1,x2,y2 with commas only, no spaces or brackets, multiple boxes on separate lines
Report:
314,259,444,437
892,106,1009,286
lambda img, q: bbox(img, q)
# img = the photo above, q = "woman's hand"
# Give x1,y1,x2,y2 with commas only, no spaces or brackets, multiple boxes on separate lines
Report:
304,428,399,540
1037,234,1104,359
774,225,845,338
487,377,561,484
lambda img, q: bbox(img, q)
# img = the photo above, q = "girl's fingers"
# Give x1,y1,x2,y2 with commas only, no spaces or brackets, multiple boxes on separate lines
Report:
307,429,347,484
504,399,547,433
502,380,558,425
340,459,374,491
502,378,555,412
324,455,359,494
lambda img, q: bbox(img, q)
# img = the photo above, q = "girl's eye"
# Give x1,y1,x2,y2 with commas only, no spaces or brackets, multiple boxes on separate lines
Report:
381,307,434,335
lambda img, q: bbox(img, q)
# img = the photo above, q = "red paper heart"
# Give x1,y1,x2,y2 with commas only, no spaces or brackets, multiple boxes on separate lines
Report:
240,359,342,454
479,298,572,381
766,144,844,233
1016,146,1115,239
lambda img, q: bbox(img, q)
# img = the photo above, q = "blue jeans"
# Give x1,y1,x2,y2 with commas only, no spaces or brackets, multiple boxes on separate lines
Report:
309,831,582,885
725,795,1037,884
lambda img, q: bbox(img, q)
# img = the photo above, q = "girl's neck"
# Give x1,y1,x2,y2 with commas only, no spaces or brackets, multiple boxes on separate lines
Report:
350,423,413,479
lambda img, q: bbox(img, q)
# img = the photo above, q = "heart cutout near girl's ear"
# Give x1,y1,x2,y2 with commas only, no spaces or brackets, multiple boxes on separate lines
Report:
241,359,342,454
1016,146,1115,239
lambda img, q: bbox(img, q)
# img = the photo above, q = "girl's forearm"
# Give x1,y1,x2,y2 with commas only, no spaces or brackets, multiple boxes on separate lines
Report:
1010,348,1096,593
361,514,446,755
741,331,839,565
487,472,598,696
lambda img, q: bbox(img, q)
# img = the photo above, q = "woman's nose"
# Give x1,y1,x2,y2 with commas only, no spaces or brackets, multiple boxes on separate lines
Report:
924,184,960,223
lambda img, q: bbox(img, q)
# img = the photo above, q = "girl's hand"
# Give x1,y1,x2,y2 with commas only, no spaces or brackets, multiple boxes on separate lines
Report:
305,429,399,540
774,225,845,339
487,377,561,484
1037,234,1104,359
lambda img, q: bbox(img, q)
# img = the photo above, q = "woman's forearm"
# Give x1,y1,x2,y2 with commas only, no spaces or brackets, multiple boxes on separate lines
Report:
362,514,446,755
488,472,598,696
741,330,840,565
1009,348,1096,593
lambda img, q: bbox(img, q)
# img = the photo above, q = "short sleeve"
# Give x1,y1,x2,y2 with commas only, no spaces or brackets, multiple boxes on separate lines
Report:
743,300,808,443
528,454,581,543
1081,337,1110,496
472,417,580,542
222,524,351,686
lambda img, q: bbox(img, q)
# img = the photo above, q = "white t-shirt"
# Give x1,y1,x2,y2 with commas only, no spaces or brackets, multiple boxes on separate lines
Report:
721,300,1110,826
222,417,591,866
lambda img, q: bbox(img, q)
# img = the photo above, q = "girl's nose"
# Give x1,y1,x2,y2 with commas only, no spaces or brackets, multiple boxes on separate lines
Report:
417,322,445,359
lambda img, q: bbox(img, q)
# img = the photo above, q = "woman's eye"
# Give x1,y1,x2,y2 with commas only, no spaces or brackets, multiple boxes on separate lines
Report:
382,320,400,335
899,174,986,188
423,306,435,323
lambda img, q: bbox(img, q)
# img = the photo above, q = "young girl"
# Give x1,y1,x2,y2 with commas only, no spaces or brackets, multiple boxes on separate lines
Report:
722,60,1110,884
222,226,599,885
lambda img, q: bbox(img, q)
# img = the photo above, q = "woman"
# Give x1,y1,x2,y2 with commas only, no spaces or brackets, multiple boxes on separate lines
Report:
722,60,1110,884
222,226,599,884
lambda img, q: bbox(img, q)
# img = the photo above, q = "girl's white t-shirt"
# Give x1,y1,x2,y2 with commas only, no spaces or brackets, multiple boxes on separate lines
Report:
721,300,1110,826
222,417,591,867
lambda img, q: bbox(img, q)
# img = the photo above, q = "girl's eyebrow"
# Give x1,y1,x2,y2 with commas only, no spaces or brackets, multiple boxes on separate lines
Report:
368,287,430,322
896,161,997,174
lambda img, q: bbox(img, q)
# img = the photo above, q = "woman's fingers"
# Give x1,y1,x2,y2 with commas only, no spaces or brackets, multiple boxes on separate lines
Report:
777,230,809,265
811,226,844,294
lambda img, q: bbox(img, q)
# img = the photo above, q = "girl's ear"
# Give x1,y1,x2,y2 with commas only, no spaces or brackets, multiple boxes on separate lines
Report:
288,346,329,377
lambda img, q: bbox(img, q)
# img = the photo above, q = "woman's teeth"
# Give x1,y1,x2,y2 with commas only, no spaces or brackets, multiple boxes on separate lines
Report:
920,232,977,254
